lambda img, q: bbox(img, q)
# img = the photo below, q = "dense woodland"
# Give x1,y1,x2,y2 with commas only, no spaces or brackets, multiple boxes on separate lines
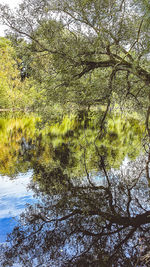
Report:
1,0,150,266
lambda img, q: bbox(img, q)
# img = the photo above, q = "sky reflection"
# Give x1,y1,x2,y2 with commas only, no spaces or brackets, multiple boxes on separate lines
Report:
0,171,34,242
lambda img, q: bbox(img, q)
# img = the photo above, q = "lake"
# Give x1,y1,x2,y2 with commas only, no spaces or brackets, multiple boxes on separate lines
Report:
0,110,149,266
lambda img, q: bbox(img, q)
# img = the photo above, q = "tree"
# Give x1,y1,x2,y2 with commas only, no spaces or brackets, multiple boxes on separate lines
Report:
0,0,150,111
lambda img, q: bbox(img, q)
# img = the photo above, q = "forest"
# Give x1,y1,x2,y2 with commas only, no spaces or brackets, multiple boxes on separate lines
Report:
0,0,150,266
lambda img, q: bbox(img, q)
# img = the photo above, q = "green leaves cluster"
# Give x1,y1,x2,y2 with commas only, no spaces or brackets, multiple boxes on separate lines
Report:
0,37,44,111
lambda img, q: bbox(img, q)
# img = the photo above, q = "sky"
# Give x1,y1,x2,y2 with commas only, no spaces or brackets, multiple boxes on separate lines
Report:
0,0,21,36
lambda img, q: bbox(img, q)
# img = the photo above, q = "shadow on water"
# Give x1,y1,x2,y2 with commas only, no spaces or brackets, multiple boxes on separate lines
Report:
0,110,150,266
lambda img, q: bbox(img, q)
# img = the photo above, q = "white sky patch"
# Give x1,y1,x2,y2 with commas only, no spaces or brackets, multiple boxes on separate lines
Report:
0,0,21,36
1,0,21,9
0,171,34,219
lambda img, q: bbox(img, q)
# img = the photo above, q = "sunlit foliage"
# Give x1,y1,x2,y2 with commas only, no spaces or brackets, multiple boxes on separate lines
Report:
0,37,42,111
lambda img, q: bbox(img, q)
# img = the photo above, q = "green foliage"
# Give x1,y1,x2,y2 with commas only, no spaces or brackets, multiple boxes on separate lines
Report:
1,0,150,111
0,37,43,111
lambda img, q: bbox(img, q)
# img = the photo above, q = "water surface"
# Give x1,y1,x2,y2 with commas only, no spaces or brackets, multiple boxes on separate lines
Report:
0,111,149,266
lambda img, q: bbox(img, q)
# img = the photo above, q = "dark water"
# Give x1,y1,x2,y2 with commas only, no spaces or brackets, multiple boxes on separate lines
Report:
0,111,149,266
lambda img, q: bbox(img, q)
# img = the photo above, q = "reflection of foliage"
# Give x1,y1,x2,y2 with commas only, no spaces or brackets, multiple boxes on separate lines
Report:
44,111,145,177
0,111,148,266
0,116,39,176
0,111,145,178
1,155,150,266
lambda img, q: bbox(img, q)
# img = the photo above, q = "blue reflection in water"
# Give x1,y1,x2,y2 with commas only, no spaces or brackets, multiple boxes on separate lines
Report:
0,170,34,243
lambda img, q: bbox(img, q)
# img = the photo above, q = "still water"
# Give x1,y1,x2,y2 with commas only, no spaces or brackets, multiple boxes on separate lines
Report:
0,171,34,242
0,111,149,266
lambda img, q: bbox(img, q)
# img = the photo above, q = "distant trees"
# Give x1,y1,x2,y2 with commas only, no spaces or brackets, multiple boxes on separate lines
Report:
0,37,43,111
0,37,20,108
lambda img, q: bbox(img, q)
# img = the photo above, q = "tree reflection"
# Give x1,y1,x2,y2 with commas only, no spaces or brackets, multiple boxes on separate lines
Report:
0,111,144,179
1,152,150,267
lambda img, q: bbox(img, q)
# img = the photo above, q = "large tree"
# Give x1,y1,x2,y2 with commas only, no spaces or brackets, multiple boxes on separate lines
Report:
0,0,150,110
